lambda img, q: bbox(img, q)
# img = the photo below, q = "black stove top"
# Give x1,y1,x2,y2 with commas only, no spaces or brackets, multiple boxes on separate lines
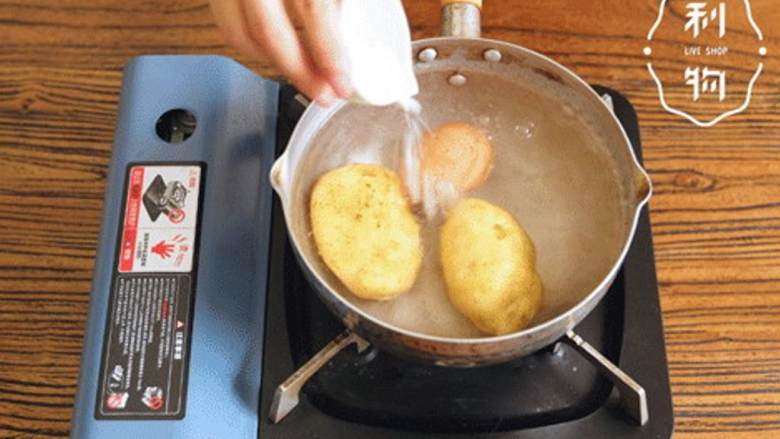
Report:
258,85,674,438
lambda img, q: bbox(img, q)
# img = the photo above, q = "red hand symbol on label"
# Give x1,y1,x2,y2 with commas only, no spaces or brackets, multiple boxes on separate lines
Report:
151,240,175,259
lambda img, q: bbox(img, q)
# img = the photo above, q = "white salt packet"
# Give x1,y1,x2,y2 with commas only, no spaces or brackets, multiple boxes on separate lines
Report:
338,0,419,106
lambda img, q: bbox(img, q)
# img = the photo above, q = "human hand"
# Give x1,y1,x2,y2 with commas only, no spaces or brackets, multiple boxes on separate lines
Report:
209,0,350,105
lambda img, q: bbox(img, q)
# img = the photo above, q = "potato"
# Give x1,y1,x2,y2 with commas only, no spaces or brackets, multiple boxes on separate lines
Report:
440,198,543,335
310,164,423,301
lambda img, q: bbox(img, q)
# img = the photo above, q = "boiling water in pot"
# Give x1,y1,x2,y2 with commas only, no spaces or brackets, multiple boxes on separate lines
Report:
292,68,631,338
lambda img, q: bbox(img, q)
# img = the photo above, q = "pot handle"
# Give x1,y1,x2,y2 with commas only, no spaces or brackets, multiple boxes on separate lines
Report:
441,0,482,38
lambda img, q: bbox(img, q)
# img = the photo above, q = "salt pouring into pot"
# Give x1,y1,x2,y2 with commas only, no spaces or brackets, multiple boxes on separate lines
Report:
337,0,420,108
334,0,463,216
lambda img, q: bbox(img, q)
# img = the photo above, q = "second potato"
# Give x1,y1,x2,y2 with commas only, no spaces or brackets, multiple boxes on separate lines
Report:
440,198,543,335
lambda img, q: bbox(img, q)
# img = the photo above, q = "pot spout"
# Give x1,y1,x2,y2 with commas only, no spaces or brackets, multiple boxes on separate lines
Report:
270,153,289,203
634,166,653,207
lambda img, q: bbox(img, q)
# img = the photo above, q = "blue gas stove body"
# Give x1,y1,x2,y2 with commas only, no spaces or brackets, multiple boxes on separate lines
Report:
71,56,278,438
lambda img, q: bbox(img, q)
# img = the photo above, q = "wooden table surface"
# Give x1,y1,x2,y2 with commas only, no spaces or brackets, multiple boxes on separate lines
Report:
1,0,779,437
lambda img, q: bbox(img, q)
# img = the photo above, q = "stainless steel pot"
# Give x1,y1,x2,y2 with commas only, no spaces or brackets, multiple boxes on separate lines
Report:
270,0,651,367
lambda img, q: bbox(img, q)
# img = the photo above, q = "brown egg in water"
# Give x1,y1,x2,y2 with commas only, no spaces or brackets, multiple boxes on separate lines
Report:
419,122,495,192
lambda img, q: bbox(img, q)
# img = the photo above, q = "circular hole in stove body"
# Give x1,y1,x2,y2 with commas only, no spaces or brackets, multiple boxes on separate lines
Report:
155,108,196,144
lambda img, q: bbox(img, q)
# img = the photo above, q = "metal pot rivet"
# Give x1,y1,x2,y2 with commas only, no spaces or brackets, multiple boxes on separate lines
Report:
448,73,467,86
418,47,438,62
483,49,502,62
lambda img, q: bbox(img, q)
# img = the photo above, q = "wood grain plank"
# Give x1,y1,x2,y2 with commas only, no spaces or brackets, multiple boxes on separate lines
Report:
2,0,780,437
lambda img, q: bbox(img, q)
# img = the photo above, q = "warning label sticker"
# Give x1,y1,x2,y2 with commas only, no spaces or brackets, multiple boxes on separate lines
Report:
96,163,203,420
118,165,201,273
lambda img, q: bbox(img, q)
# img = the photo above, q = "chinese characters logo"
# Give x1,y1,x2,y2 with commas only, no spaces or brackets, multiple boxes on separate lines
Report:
685,2,726,38
644,1,766,127
685,67,725,102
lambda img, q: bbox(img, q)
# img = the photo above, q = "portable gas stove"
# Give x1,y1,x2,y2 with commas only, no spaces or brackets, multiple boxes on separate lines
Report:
71,56,673,438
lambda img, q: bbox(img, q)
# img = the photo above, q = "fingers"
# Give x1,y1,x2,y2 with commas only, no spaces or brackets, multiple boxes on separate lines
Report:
210,0,348,105
241,0,334,104
209,0,266,60
291,0,350,98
